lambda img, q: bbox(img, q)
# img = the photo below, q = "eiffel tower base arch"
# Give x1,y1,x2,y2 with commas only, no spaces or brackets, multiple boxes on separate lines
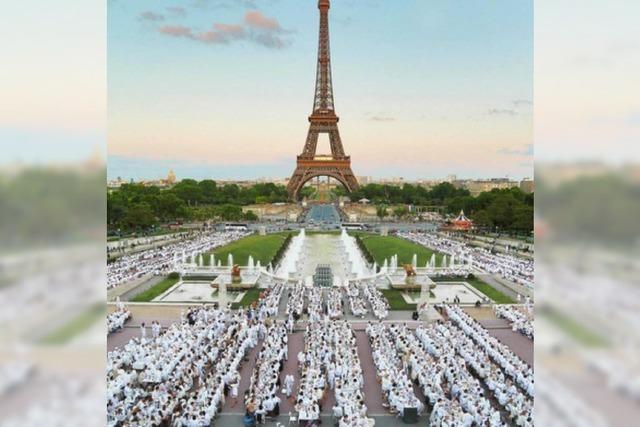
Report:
287,159,358,201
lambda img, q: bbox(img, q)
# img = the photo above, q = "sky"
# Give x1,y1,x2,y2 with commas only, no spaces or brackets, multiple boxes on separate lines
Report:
107,0,534,181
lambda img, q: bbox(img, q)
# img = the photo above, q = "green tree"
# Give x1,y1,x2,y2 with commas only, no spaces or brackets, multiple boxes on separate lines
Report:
123,202,156,231
376,205,388,221
393,206,409,219
155,193,186,221
244,210,259,221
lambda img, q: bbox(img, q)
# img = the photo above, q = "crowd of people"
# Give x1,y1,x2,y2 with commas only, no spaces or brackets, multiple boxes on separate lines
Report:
362,283,389,320
286,283,305,320
284,282,389,326
345,284,369,318
328,321,372,426
495,305,534,339
107,230,249,289
445,305,534,425
306,287,324,323
366,322,424,416
296,320,374,426
108,308,131,334
327,289,344,319
400,231,534,289
414,322,506,426
296,322,327,422
106,274,536,425
107,280,284,426
245,322,287,422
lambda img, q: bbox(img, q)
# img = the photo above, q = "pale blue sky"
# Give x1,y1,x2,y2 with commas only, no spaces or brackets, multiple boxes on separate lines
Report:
107,0,534,180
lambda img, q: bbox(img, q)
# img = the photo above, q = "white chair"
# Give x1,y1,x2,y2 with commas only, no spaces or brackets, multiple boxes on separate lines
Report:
288,411,297,427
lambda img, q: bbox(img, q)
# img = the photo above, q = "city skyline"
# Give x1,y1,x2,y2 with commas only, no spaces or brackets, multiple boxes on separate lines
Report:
108,0,533,181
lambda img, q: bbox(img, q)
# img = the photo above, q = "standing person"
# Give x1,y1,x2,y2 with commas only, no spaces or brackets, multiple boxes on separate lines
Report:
284,374,295,398
140,322,146,339
230,378,239,407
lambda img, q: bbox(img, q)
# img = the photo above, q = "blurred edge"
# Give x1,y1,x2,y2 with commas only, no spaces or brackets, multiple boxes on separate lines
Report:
0,1,106,426
535,0,640,426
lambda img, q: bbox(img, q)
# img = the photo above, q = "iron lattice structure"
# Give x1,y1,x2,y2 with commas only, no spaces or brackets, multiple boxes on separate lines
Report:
287,0,358,200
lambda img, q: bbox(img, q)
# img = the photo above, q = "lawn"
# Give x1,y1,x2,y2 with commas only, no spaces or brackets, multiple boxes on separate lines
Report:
353,233,445,267
381,289,416,311
231,288,262,309
131,276,180,302
464,276,515,304
200,233,291,267
40,303,104,345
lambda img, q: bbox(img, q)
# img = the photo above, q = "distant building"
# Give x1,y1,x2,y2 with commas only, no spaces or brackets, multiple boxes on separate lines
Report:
463,178,519,196
520,178,535,193
166,169,177,185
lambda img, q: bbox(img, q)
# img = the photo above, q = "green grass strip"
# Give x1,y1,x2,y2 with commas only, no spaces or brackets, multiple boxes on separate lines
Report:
465,276,515,304
231,288,262,309
381,289,417,311
201,233,291,267
131,276,180,302
353,233,444,267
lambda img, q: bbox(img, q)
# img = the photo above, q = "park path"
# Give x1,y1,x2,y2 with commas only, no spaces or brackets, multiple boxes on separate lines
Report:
355,330,386,415
278,331,304,415
221,338,264,413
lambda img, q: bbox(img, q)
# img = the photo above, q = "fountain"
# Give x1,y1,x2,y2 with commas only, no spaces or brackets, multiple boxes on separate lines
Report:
430,254,436,268
256,260,261,270
248,255,254,273
227,253,234,268
340,228,369,278
276,228,307,277
210,254,214,267
412,253,418,269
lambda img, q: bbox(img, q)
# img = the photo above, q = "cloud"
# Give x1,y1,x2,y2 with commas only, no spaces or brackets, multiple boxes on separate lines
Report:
139,11,165,22
158,25,193,38
498,144,533,156
166,6,187,17
156,9,291,49
191,0,259,9
512,99,532,107
369,115,396,122
488,108,517,116
244,10,280,31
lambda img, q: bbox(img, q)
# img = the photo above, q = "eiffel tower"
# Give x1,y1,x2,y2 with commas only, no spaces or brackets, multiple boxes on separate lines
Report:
287,0,358,200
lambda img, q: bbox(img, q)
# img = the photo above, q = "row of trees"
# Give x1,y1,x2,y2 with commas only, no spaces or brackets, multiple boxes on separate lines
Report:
107,180,280,231
108,179,534,234
336,182,472,205
445,188,534,233
361,183,534,234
